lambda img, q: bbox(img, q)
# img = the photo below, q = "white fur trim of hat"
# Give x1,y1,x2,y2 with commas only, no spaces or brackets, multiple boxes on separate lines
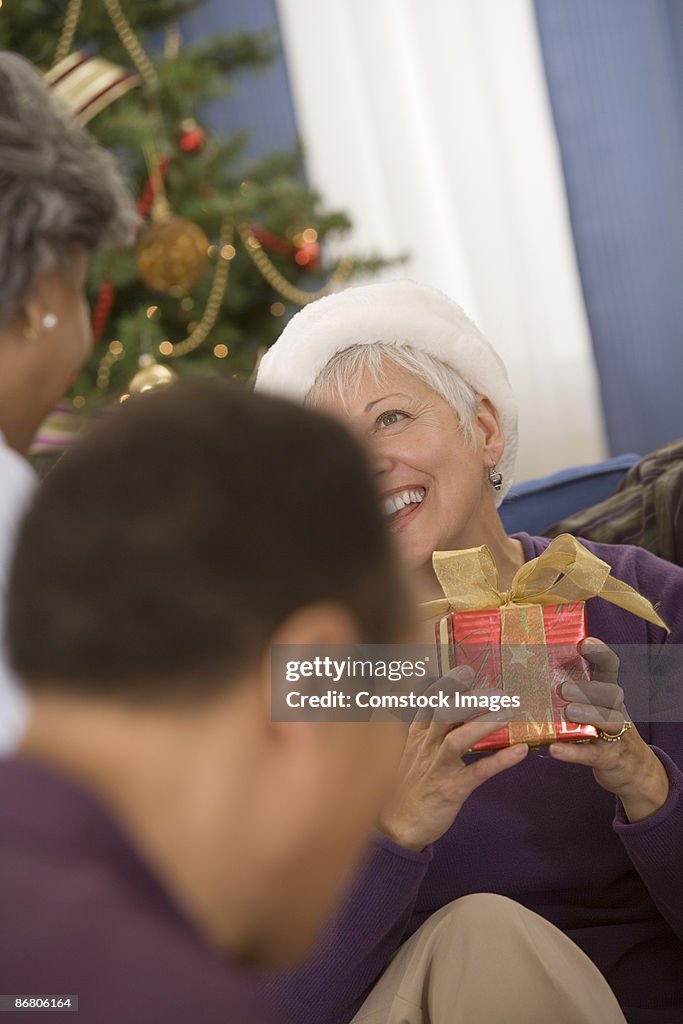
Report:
255,279,518,505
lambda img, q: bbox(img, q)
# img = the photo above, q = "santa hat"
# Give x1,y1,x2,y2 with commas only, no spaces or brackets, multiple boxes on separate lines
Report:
255,279,518,504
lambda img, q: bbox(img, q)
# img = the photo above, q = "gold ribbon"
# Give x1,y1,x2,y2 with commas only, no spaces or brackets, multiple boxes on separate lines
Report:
421,533,669,631
436,602,557,744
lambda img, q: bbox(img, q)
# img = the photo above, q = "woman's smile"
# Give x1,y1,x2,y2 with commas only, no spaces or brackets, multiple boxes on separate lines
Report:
317,360,495,568
381,485,427,531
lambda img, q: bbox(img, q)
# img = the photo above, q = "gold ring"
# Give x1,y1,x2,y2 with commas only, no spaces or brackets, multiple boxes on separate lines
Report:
597,721,633,743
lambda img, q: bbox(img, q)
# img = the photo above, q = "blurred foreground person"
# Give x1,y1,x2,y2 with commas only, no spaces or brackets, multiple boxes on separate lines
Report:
1,381,413,1023
0,51,135,752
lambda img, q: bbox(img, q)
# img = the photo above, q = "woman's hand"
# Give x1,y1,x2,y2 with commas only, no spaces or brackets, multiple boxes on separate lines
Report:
549,638,670,822
378,667,529,851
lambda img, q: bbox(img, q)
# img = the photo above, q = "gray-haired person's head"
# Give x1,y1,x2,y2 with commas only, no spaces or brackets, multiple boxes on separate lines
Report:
256,280,519,505
0,51,136,325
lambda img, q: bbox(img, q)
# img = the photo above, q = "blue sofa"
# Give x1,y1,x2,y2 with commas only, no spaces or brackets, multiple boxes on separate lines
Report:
499,454,640,537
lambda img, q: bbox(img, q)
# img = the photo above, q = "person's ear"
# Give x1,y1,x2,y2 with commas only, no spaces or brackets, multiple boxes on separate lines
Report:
248,604,363,831
17,284,56,343
5,265,66,345
256,601,361,724
271,602,361,648
475,396,505,469
3,295,37,345
22,298,42,342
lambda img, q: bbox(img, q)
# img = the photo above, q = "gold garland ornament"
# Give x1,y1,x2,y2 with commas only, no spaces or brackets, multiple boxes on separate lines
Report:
53,0,157,92
98,221,234,391
127,355,178,396
53,0,83,67
166,221,234,358
238,223,353,306
135,142,210,295
136,214,210,295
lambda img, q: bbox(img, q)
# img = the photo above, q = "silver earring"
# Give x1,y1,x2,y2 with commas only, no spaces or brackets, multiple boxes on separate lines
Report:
488,467,503,491
42,313,58,331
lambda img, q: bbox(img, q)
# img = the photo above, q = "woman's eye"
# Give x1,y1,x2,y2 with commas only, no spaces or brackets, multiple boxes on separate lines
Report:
378,410,407,428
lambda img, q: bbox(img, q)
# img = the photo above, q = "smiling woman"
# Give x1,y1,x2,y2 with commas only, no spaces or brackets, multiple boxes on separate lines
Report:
255,279,683,1024
259,281,524,597
310,352,515,591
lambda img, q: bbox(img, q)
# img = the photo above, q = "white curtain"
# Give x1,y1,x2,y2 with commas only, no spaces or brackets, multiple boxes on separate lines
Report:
276,0,608,482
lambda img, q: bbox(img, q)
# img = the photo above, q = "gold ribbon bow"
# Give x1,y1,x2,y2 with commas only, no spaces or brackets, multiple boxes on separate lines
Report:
420,533,669,631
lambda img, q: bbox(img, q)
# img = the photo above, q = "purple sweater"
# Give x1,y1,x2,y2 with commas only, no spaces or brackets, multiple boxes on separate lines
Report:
0,758,280,1024
262,535,683,1024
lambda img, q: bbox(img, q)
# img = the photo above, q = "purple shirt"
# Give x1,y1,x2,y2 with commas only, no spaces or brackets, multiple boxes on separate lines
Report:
261,536,683,1024
0,758,279,1024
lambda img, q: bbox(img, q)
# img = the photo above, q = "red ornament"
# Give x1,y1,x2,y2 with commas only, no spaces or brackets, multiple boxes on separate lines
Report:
294,239,320,271
249,224,292,254
247,223,321,273
179,119,206,154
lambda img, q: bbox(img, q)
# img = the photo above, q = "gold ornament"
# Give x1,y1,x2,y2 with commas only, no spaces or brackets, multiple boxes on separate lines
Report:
136,217,210,294
128,357,177,395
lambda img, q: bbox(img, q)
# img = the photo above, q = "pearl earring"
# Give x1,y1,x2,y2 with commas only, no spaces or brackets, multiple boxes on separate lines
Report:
42,313,58,331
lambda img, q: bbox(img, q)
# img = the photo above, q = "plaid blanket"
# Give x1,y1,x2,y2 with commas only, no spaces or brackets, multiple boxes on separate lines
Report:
545,438,683,567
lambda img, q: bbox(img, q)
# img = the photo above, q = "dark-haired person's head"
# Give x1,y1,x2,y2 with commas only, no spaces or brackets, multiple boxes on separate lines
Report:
7,380,412,967
0,51,135,455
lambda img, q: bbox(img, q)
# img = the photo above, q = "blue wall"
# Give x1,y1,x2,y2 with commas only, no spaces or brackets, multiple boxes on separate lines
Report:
534,0,683,456
180,0,299,161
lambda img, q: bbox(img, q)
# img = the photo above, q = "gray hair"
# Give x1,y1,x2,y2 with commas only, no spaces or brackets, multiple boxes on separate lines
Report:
307,342,479,443
0,52,137,324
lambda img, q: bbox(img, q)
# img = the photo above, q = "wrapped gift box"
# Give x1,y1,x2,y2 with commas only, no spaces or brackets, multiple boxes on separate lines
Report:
435,601,598,750
421,534,668,752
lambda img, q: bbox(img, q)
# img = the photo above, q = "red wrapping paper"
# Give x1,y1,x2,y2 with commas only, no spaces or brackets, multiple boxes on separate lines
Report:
435,601,599,750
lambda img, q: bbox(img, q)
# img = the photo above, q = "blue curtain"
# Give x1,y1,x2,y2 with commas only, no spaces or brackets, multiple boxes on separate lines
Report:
534,0,683,456
180,0,299,161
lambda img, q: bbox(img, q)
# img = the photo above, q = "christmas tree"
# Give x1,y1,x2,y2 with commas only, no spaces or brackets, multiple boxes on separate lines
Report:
0,0,395,421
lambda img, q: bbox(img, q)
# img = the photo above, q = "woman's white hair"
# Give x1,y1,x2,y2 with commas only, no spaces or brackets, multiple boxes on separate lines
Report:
0,52,136,325
307,342,479,444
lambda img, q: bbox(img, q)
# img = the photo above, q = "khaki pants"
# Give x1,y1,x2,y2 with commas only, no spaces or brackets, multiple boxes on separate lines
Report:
351,894,626,1024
